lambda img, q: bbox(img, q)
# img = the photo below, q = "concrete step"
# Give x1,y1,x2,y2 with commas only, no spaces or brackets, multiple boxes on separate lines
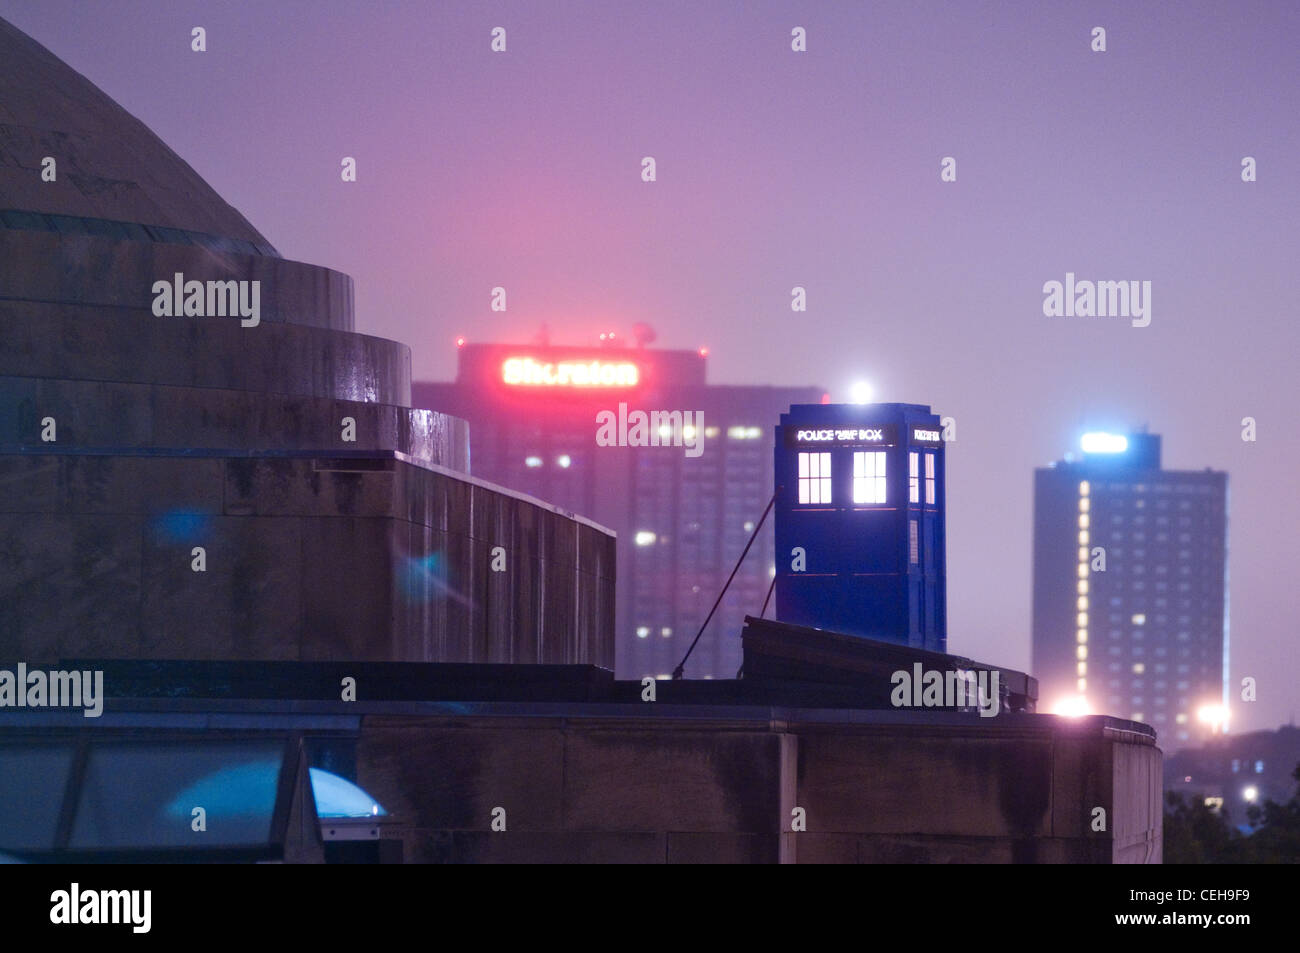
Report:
0,302,411,403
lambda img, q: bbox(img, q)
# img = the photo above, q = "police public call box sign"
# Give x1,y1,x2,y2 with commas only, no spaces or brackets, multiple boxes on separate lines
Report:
785,425,899,447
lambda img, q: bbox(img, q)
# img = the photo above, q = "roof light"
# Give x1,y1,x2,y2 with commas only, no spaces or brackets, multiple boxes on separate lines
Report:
1081,432,1128,454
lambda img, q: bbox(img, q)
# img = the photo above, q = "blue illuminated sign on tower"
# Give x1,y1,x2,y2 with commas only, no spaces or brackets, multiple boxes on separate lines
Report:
773,403,947,652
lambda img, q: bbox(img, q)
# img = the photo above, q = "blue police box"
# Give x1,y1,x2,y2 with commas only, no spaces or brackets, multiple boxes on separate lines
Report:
773,403,947,652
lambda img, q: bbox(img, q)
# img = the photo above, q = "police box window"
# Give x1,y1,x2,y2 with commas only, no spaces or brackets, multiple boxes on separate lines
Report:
853,451,886,504
797,451,831,504
925,452,936,505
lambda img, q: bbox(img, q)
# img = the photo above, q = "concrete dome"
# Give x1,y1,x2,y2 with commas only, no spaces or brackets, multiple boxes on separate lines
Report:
0,15,274,250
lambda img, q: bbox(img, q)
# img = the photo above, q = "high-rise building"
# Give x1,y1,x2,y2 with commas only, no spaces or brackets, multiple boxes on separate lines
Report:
1032,431,1228,747
413,342,823,679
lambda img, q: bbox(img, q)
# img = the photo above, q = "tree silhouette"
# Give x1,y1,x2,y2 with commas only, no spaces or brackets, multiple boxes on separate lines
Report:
1163,762,1300,863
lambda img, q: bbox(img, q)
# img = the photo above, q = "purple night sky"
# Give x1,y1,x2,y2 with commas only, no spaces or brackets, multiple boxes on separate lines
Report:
4,0,1296,732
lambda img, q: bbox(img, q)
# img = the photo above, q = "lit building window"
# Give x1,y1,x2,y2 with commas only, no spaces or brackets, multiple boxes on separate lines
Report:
924,452,936,504
1078,530,1088,544
660,627,672,637
1131,613,1146,625
635,626,650,639
524,456,543,468
634,531,657,546
1077,677,1087,692
1076,629,1087,643
1079,498,1090,512
1079,481,1090,496
909,452,920,503
704,426,720,439
1079,514,1090,529
1076,645,1087,660
1132,663,1145,674
798,452,832,504
852,451,887,504
909,519,919,565
1076,662,1086,675
556,454,572,468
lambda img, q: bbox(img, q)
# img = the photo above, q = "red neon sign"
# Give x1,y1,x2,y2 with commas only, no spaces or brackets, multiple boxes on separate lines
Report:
502,356,640,387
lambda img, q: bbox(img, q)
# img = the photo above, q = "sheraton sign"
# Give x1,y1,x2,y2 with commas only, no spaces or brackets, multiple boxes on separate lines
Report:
502,357,639,388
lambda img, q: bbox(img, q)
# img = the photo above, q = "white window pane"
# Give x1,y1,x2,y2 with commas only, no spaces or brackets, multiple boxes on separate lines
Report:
910,452,918,477
799,480,810,504
798,453,809,478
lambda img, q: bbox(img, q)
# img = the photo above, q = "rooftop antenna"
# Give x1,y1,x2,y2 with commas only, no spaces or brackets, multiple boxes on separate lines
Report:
632,322,657,348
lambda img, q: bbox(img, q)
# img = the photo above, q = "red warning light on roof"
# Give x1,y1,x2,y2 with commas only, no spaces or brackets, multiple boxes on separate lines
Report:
820,392,831,404
699,347,709,358
456,336,466,348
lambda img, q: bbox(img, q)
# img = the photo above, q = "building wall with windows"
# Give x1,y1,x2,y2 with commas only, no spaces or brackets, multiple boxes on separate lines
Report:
1032,433,1228,749
413,344,822,680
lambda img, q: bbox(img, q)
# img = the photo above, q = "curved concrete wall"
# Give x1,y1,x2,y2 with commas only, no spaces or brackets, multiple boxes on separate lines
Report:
0,16,272,246
0,304,411,404
0,14,617,672
0,377,467,469
0,454,614,669
0,231,353,331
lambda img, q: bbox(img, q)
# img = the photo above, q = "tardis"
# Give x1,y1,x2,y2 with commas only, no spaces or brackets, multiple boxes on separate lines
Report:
773,403,947,652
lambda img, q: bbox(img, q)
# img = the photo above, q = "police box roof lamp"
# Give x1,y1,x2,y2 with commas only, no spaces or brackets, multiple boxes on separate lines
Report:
1080,432,1128,454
